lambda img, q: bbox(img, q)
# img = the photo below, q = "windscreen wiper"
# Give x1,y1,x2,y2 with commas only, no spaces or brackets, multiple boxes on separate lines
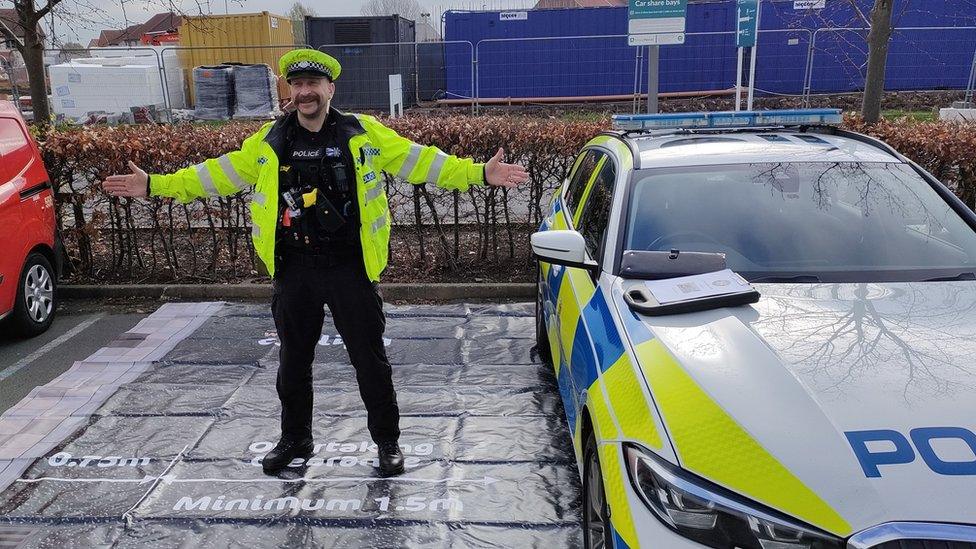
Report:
750,274,822,283
922,272,976,282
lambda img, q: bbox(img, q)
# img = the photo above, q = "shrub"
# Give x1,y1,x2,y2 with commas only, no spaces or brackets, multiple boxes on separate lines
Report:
38,116,606,283
37,113,976,284
846,114,976,209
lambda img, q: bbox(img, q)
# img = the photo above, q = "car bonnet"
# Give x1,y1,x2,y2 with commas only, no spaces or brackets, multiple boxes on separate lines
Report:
612,280,976,537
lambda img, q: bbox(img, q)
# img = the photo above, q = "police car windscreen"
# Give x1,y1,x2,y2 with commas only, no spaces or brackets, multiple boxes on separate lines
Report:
626,162,976,283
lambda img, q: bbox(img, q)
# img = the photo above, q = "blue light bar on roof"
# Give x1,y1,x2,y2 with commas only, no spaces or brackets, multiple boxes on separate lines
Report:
611,108,843,131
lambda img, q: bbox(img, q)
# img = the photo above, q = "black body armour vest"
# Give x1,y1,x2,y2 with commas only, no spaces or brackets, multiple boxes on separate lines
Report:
277,117,360,258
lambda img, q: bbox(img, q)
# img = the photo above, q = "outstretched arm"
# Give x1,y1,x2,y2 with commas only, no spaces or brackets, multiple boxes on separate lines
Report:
101,123,271,203
356,115,528,191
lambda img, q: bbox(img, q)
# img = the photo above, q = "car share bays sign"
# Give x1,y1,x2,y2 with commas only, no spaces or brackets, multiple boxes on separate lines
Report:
628,0,687,46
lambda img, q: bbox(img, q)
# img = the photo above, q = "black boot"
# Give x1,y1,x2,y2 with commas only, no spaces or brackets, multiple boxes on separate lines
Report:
262,437,314,474
377,440,404,476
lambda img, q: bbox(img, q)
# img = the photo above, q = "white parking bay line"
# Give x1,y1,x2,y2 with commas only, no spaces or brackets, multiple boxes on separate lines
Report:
0,313,106,382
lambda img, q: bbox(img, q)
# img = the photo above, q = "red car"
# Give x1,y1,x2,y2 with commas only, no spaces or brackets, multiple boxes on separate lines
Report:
0,100,60,337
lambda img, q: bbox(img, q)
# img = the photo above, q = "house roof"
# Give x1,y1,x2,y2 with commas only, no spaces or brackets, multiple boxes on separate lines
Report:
0,8,47,41
140,12,182,34
92,28,126,47
93,12,182,46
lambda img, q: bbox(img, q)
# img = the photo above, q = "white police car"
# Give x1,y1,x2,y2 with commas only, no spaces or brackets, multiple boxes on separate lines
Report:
532,109,976,549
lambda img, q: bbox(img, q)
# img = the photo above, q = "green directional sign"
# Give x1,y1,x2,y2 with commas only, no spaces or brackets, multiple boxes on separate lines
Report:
737,0,759,47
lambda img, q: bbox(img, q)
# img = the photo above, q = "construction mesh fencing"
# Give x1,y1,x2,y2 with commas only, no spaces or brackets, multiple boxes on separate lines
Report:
25,25,976,124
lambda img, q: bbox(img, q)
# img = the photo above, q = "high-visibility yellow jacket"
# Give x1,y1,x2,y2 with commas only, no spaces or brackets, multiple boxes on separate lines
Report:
150,109,486,280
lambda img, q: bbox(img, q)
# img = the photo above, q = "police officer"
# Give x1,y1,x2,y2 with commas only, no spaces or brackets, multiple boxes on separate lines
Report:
102,49,530,476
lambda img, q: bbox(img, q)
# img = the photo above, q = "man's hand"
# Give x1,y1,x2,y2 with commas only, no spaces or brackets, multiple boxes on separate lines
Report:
101,161,149,198
485,148,529,189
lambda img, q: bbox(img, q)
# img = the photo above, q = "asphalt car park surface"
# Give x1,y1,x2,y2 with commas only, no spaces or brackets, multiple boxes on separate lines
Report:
0,307,148,414
0,300,582,547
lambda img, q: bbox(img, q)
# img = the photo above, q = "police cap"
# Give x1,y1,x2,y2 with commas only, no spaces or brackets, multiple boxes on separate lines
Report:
278,49,342,82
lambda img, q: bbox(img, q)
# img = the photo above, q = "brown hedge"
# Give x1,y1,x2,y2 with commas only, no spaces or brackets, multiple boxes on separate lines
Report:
39,116,607,284
845,114,976,208
36,114,976,284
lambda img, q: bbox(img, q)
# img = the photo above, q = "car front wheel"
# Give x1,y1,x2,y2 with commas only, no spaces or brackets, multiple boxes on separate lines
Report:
10,252,57,337
583,431,614,549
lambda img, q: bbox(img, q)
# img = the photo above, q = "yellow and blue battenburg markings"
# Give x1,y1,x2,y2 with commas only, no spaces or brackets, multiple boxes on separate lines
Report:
539,214,654,548
613,303,852,537
537,135,657,548
537,133,850,546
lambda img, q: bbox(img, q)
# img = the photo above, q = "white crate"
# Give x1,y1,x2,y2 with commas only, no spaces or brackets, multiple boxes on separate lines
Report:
50,61,168,120
939,107,976,122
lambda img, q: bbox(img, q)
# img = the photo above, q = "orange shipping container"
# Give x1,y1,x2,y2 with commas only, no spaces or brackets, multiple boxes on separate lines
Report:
178,11,296,106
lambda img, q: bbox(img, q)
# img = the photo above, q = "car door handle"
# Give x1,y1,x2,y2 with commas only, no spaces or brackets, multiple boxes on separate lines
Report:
19,180,50,200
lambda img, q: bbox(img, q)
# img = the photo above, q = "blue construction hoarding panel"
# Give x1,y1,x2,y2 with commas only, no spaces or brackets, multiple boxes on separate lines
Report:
449,3,733,98
807,26,976,93
445,0,976,99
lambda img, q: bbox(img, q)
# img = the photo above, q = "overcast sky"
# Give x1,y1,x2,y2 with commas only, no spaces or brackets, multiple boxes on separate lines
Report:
33,0,535,45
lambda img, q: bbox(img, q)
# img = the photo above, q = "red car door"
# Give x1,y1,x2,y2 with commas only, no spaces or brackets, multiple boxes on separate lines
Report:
0,115,30,315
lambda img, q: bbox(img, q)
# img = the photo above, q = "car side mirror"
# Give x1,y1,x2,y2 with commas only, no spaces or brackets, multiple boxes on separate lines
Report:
531,230,599,274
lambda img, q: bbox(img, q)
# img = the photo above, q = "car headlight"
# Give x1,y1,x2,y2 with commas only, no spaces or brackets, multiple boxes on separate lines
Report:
624,444,845,549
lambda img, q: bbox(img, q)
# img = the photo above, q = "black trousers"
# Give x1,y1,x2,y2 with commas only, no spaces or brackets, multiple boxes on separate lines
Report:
271,255,400,443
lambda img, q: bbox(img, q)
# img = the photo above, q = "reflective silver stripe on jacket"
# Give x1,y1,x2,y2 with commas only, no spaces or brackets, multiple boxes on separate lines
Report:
252,191,267,207
365,184,383,203
397,144,424,179
426,151,448,184
195,163,218,196
251,224,261,238
218,154,249,191
370,211,388,234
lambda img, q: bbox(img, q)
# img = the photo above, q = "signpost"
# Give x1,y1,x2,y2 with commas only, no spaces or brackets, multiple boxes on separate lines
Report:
628,0,688,113
389,74,403,118
735,0,761,111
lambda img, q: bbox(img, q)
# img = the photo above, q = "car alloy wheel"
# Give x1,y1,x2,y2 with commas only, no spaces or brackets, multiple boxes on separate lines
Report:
10,252,58,337
24,263,54,324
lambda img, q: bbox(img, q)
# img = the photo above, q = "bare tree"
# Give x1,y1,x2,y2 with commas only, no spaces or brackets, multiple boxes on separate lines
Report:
2,0,207,126
0,0,58,125
288,2,316,46
861,0,894,124
779,0,976,124
361,0,423,22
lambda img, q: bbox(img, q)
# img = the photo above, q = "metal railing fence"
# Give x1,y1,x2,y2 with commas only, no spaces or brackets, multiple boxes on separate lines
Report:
966,47,976,103
804,26,976,105
159,44,308,120
28,25,976,122
316,40,476,113
472,29,813,112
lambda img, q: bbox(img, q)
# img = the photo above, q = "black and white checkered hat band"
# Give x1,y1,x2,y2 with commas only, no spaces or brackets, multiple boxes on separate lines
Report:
287,60,333,79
